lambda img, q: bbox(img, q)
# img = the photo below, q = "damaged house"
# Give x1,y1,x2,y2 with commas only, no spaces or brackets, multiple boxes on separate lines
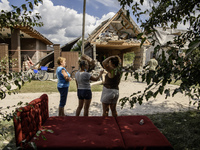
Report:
145,27,189,65
0,26,80,74
0,26,53,72
84,9,150,70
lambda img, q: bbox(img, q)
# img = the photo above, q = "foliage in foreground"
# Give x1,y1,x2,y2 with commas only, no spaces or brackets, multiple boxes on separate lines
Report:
0,0,43,32
118,0,200,109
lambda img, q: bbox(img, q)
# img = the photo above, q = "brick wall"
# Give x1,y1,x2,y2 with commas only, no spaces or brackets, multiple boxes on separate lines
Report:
53,44,61,74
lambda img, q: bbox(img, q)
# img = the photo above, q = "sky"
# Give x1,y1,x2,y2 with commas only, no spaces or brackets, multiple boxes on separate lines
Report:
0,0,192,46
0,0,123,46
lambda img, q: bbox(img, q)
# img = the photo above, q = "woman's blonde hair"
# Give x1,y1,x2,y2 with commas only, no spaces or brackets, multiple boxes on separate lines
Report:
57,57,66,65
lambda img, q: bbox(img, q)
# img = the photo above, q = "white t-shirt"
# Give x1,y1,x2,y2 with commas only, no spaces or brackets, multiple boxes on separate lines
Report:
75,71,91,89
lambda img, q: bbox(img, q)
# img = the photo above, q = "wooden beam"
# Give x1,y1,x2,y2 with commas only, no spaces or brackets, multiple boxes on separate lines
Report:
110,24,119,34
111,21,121,24
90,11,121,43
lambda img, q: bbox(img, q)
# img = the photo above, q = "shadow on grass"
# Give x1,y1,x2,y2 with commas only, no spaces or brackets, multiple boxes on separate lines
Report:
2,138,16,150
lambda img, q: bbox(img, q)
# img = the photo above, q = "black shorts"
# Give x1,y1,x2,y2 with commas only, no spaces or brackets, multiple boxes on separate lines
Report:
77,89,92,100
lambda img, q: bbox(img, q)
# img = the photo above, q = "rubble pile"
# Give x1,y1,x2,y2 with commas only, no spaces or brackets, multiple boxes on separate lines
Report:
95,31,142,45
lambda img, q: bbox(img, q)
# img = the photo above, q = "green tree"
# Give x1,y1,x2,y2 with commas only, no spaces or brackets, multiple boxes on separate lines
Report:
0,0,43,101
124,52,135,62
0,0,43,30
0,0,44,139
118,0,200,109
71,40,82,52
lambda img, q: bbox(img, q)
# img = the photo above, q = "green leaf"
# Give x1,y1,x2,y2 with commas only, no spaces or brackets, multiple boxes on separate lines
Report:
142,73,146,82
16,8,21,15
140,0,144,5
146,72,151,85
7,12,11,18
41,135,47,140
134,72,139,81
36,130,42,137
6,84,11,90
29,2,33,10
153,90,159,98
145,91,153,100
130,91,141,97
140,37,146,47
172,88,180,97
47,129,54,133
164,89,170,99
22,4,27,11
17,108,23,112
158,86,164,94
189,39,200,50
17,101,23,106
138,96,143,105
11,5,17,9
137,33,143,40
28,142,37,150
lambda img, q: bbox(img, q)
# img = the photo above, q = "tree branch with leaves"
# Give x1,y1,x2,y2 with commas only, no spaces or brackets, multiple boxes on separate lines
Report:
118,0,200,109
0,0,43,30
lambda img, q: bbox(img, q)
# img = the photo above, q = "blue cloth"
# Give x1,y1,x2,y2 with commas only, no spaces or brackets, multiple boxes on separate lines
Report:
57,87,69,107
56,66,70,88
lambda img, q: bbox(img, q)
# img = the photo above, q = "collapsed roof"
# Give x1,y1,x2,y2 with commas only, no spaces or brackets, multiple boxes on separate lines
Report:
154,27,189,49
86,8,150,50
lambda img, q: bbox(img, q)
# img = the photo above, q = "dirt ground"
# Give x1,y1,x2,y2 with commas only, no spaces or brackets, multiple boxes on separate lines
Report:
1,76,196,117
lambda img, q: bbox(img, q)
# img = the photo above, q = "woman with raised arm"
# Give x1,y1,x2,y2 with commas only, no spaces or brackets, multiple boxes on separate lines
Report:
75,60,104,116
100,55,122,117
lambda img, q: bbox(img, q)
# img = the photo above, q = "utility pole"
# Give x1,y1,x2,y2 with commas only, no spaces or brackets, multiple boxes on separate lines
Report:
82,0,86,55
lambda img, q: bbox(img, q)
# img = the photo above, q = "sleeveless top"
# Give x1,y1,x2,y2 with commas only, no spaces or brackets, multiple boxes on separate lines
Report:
56,66,70,88
103,71,121,90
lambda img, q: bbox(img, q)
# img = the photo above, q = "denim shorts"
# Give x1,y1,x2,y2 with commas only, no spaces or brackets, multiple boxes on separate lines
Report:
77,89,92,100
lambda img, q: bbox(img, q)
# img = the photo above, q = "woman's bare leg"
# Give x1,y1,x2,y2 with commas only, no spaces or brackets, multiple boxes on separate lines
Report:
110,103,118,117
76,99,84,116
84,99,91,116
102,103,109,116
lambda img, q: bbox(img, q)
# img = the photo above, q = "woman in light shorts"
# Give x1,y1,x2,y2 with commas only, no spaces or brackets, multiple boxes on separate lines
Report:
75,60,104,116
100,55,122,117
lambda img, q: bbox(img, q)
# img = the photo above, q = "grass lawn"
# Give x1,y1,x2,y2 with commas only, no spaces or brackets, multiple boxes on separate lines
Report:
18,80,103,93
147,110,200,150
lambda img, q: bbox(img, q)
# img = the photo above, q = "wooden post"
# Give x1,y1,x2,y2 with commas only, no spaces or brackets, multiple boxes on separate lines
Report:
81,0,86,55
133,47,142,70
0,43,9,73
93,44,96,60
53,44,61,76
11,29,21,72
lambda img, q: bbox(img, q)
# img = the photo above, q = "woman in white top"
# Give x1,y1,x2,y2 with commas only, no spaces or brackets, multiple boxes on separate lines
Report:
75,60,104,116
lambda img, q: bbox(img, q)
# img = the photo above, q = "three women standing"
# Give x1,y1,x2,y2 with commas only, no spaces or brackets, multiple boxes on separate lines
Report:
56,55,121,117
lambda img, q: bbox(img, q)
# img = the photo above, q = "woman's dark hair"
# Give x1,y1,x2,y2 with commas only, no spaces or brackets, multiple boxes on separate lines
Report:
79,60,88,68
110,56,120,67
